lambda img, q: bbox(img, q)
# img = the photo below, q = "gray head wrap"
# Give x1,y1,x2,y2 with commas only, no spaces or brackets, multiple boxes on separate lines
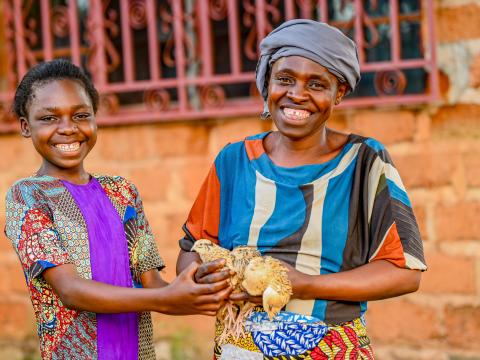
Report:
256,19,360,115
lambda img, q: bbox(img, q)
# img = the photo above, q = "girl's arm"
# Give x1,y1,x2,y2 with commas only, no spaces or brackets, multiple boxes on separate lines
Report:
44,261,232,316
140,269,169,288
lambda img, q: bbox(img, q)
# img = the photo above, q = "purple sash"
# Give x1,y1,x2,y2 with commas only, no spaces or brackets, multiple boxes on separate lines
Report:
63,178,138,360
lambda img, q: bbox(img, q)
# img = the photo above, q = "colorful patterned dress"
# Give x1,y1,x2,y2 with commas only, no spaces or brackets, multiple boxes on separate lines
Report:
180,132,427,359
5,174,164,359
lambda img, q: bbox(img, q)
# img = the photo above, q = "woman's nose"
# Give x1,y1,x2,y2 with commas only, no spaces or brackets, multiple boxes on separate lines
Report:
287,83,308,102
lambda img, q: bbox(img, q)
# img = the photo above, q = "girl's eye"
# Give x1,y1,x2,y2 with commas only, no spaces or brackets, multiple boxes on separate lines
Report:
40,116,57,122
73,113,91,121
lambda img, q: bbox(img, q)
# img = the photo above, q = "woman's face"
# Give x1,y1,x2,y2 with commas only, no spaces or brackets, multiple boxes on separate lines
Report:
20,79,97,178
267,56,347,140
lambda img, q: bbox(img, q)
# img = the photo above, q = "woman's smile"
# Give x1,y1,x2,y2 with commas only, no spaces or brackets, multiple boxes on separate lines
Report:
281,107,312,125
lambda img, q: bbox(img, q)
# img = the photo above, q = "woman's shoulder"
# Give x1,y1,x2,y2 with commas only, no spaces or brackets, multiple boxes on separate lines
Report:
216,131,270,162
349,133,386,152
347,134,397,170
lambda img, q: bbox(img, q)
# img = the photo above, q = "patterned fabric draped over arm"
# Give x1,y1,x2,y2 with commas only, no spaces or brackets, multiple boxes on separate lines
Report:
5,182,70,282
127,181,165,279
366,147,427,270
179,163,221,251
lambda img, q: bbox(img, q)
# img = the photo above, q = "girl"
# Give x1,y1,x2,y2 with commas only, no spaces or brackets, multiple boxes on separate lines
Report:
177,19,426,359
4,59,231,359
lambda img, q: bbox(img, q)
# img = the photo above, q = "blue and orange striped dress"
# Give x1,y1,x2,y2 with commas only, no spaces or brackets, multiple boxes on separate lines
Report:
180,131,426,359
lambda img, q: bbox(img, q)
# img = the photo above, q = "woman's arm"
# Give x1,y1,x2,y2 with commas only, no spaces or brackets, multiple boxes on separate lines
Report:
43,262,232,316
288,259,421,302
230,260,420,303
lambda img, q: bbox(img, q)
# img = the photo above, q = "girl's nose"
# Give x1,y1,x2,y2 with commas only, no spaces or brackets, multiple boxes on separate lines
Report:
57,117,78,134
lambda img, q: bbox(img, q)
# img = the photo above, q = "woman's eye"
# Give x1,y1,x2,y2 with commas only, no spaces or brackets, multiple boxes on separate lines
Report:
276,76,293,84
310,81,326,90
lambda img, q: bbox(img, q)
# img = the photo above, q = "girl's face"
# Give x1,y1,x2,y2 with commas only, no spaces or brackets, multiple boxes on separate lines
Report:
267,56,347,140
20,79,97,180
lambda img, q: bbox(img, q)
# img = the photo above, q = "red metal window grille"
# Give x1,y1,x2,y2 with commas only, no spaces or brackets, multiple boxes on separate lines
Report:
0,0,439,133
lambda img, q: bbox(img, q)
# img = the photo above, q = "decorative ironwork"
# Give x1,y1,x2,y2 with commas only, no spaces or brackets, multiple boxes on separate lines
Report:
200,85,225,109
0,0,439,132
144,88,170,111
98,93,120,115
129,0,148,30
243,0,281,60
52,6,69,38
374,70,407,96
208,0,228,21
159,0,196,68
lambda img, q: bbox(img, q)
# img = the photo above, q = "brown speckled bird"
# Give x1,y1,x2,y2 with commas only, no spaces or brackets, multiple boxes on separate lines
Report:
242,256,293,320
191,239,292,341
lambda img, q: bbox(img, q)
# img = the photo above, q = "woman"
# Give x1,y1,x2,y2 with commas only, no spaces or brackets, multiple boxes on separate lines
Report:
5,59,231,359
177,19,426,359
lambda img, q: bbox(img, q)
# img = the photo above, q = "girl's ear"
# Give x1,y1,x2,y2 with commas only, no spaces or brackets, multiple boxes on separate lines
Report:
20,117,31,138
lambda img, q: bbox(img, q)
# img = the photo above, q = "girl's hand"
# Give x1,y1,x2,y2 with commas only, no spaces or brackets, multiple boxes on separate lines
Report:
194,259,232,284
158,262,233,316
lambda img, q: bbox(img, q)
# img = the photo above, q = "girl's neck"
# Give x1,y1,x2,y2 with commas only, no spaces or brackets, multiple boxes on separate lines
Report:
37,163,91,185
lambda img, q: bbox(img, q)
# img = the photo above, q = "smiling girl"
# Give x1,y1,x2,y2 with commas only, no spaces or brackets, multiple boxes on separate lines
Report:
4,59,231,359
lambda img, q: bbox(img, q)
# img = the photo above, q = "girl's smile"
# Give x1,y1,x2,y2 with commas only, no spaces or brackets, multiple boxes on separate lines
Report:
20,79,97,183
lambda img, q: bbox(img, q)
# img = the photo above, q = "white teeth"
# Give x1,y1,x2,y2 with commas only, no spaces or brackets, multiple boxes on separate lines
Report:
55,142,80,152
283,108,311,120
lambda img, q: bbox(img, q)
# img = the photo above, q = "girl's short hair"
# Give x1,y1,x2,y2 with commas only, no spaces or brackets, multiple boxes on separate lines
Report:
13,59,100,118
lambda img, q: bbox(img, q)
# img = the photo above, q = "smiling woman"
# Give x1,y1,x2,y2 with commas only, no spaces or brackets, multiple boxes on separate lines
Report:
176,19,427,360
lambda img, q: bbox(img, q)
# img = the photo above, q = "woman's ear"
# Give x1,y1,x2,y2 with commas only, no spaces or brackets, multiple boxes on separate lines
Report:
20,117,31,138
335,83,348,105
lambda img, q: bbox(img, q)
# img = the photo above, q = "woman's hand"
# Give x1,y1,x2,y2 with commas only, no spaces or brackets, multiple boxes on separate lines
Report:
229,260,309,304
281,262,310,300
229,292,263,304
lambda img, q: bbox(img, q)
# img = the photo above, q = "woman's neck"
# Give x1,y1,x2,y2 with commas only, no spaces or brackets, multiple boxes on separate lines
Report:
264,127,349,167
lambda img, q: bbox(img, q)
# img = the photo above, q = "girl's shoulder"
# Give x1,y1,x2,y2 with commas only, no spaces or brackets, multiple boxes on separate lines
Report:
6,175,64,204
93,174,140,204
